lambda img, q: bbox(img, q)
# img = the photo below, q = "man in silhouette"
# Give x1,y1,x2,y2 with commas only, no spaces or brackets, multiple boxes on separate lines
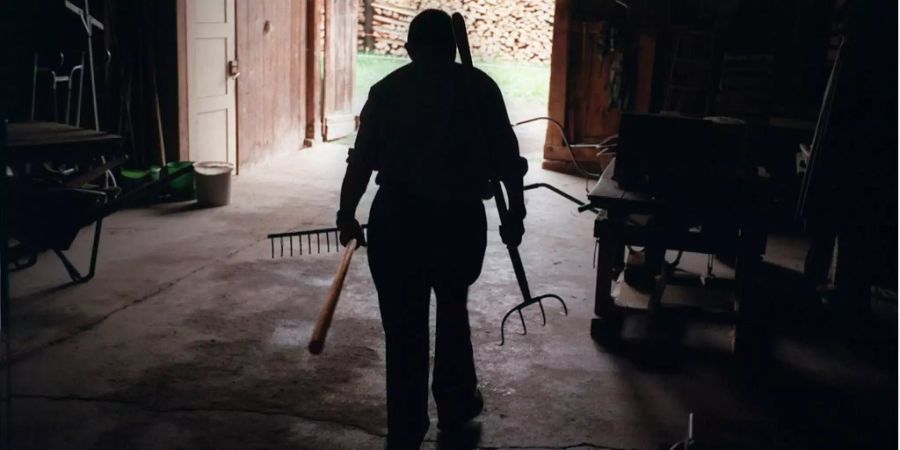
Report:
336,9,526,449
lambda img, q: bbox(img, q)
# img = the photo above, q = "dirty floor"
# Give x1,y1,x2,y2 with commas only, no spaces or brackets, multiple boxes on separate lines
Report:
3,122,896,449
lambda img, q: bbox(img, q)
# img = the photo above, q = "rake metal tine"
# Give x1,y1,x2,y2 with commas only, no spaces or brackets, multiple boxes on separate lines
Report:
326,231,331,252
280,237,284,257
271,238,274,258
299,234,302,254
307,235,311,255
290,235,293,256
317,233,321,254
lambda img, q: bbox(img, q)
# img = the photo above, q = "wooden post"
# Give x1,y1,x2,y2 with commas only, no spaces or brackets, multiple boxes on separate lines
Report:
322,0,332,140
633,33,657,114
544,0,571,159
304,0,323,145
176,0,189,161
363,0,374,53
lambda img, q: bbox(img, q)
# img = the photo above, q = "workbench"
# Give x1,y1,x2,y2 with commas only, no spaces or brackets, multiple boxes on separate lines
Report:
586,158,768,355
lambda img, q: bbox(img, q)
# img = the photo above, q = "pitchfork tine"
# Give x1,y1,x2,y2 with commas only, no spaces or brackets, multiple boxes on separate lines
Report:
538,298,547,326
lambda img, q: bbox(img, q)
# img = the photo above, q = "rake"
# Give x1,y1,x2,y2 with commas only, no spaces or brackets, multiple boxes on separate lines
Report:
267,227,366,355
266,225,367,258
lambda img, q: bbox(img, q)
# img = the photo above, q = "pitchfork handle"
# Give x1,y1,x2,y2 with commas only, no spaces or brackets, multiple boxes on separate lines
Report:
308,238,357,355
506,245,532,300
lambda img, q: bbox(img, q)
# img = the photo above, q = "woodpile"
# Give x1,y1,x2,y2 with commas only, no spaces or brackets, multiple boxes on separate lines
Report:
358,0,554,63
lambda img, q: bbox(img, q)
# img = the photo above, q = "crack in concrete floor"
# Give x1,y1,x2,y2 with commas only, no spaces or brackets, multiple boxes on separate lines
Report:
7,238,264,365
12,392,388,437
11,393,627,450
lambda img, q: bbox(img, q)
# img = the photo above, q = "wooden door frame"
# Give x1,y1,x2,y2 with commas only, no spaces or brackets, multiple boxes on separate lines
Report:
176,0,240,172
304,0,323,146
543,0,657,174
176,0,188,161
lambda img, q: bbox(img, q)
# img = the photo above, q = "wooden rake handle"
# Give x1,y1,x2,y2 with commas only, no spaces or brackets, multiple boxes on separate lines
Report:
308,239,357,354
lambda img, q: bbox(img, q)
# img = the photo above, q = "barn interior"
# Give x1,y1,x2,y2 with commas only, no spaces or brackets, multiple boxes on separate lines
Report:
1,1,897,449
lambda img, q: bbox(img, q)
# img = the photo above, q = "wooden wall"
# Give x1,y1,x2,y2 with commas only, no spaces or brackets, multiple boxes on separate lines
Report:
544,0,643,175
235,0,307,167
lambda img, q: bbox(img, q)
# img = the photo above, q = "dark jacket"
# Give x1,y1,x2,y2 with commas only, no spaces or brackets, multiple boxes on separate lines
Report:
348,60,520,203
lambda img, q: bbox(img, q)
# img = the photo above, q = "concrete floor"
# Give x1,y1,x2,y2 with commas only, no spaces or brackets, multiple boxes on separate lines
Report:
4,122,897,449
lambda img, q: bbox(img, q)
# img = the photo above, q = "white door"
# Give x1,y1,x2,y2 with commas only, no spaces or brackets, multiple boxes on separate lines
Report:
186,0,237,168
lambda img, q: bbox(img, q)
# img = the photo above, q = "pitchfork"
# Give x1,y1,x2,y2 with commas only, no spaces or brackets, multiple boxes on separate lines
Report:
451,13,573,346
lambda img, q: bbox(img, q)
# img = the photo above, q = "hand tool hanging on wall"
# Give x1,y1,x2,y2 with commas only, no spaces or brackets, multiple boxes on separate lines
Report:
451,12,568,346
65,0,103,131
65,0,118,188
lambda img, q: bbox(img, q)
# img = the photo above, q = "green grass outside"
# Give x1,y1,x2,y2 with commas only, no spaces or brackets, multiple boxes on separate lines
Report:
354,53,550,112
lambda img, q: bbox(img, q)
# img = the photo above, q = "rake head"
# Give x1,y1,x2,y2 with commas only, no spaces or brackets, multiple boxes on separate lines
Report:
267,225,367,258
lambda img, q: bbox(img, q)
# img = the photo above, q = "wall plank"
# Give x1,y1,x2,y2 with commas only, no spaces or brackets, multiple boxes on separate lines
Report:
236,0,306,167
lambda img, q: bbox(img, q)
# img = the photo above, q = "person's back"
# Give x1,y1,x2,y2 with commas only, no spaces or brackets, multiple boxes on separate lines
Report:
354,58,515,203
335,9,526,450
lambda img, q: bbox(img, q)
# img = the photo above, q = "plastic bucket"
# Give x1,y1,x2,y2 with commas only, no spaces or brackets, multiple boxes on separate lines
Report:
120,168,150,191
195,161,234,206
166,161,195,199
149,165,161,181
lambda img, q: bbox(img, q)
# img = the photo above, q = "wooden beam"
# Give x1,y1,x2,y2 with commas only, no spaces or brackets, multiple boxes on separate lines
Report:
293,0,307,150
633,32,657,113
322,0,332,139
363,0,374,52
176,0,188,161
305,0,323,145
545,0,571,154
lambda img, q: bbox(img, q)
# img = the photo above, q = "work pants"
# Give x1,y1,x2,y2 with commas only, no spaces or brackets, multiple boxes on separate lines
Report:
367,187,486,448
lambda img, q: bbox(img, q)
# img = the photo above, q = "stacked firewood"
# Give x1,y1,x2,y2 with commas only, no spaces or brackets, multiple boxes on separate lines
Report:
358,0,554,63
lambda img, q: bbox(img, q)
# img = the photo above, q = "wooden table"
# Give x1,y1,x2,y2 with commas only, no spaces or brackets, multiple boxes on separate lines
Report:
6,121,126,188
6,121,123,163
586,158,767,355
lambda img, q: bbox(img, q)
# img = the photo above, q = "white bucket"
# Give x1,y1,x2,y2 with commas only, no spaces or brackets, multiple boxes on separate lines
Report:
195,161,234,206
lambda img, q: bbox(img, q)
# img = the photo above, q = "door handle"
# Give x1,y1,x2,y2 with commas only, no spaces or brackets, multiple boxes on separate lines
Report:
228,60,240,79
